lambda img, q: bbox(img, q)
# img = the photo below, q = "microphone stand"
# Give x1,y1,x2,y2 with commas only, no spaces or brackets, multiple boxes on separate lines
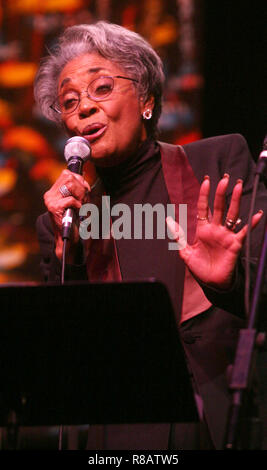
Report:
224,219,267,449
58,238,67,450
58,137,91,449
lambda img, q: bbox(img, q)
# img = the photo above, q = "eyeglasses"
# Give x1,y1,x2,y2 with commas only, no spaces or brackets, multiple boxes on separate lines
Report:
50,75,139,115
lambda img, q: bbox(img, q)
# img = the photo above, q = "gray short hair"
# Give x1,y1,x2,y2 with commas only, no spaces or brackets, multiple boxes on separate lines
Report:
34,21,165,139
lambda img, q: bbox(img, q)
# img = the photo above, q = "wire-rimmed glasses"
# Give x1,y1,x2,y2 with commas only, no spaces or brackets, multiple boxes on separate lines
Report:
50,75,139,115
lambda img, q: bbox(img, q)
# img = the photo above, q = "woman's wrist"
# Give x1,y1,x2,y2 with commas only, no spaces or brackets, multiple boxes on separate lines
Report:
199,267,238,294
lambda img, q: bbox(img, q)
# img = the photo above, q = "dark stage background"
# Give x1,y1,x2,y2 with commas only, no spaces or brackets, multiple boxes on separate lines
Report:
202,1,266,158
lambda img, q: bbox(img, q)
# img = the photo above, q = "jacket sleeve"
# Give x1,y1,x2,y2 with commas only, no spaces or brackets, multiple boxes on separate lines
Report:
36,212,88,282
184,133,267,321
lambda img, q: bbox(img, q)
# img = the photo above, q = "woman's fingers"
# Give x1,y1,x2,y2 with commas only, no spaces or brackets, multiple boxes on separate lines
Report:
197,175,210,223
224,178,243,228
55,169,90,202
45,196,82,228
55,196,82,212
44,190,82,212
58,169,90,189
235,210,264,243
44,170,90,211
166,216,188,251
212,173,230,225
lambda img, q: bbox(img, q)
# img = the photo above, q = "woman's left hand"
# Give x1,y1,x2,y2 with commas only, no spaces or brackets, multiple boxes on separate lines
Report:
166,174,263,290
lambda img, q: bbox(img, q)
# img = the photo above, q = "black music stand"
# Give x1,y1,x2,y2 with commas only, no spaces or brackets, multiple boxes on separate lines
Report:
0,280,198,447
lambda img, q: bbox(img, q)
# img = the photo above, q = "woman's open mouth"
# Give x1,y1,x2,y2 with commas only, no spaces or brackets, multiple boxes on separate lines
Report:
82,123,107,143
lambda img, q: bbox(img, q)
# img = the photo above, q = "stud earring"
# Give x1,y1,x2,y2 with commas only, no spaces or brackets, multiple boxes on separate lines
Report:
142,109,152,120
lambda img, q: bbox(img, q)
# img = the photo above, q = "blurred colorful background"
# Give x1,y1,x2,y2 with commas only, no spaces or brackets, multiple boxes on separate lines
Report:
0,0,265,283
0,0,204,282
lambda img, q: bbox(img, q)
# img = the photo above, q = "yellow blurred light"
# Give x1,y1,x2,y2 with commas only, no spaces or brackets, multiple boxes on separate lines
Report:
7,0,85,14
0,168,17,196
0,99,13,128
0,244,27,270
151,23,178,46
2,126,57,159
0,62,37,87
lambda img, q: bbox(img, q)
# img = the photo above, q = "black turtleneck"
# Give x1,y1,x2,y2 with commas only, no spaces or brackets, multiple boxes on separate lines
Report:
96,139,184,321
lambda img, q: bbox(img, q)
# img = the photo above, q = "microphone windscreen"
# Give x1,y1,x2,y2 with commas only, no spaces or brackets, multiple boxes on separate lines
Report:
64,136,91,163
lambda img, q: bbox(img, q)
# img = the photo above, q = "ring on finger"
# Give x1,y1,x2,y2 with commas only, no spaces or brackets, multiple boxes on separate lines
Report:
225,217,241,231
59,184,72,198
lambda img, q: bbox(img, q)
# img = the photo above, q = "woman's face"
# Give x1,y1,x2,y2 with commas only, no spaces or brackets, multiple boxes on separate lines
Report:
58,53,151,166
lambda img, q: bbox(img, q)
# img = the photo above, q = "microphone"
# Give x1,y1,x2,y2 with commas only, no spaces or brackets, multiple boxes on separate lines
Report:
62,136,91,240
256,134,267,177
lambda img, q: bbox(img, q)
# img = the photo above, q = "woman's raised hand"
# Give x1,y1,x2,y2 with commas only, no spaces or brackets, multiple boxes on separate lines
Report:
166,174,263,289
44,169,90,261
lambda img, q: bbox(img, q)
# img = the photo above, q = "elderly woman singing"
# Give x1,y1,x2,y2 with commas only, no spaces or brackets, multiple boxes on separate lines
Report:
35,22,266,450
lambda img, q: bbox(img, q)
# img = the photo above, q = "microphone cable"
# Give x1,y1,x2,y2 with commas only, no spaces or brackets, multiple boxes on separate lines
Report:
61,238,67,286
59,238,67,450
245,135,267,319
244,174,260,318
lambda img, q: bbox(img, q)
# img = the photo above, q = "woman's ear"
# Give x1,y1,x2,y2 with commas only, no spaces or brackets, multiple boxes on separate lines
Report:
140,95,155,115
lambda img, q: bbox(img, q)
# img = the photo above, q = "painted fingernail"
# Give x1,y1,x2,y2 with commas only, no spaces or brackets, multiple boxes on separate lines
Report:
223,173,230,179
204,174,210,180
236,178,243,184
258,209,263,214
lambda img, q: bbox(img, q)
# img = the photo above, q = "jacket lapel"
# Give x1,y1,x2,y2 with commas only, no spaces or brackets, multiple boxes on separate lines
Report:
159,141,200,245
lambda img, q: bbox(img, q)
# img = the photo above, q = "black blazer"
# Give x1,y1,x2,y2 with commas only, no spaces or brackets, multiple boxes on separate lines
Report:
36,134,267,449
